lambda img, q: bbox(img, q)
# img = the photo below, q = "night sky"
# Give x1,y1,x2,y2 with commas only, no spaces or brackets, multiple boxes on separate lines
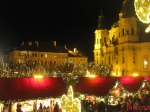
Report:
0,0,123,60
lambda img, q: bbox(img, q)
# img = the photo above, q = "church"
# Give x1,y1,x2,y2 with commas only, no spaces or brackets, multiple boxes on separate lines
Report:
93,0,150,77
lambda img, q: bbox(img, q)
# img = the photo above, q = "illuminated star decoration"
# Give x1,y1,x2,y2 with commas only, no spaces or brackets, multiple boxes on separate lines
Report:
134,0,150,33
61,85,81,112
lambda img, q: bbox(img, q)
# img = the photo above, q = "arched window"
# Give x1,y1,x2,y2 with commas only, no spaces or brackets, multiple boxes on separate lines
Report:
122,57,124,63
127,30,129,35
144,58,148,68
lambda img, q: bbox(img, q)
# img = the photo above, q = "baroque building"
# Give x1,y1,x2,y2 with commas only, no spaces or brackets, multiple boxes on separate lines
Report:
94,0,150,76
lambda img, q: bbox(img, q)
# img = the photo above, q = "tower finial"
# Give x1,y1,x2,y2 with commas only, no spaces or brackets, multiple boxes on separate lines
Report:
100,6,103,15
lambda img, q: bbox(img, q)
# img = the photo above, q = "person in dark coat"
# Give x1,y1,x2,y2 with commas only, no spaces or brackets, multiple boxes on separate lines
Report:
97,101,105,112
54,102,59,112
38,103,43,112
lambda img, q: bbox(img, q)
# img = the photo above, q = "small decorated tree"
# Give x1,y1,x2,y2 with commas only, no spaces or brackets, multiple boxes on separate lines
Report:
61,85,81,112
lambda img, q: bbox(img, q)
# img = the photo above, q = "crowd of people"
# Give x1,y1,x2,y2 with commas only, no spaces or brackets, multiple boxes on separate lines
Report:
81,92,150,112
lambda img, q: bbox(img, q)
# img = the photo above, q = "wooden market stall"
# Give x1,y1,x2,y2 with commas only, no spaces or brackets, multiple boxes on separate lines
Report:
0,77,67,112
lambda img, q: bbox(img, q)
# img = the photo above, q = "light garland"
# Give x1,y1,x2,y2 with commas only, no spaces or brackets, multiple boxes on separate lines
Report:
61,85,81,112
134,0,150,33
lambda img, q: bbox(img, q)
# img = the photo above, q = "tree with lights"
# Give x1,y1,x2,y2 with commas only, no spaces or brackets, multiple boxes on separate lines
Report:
61,86,81,112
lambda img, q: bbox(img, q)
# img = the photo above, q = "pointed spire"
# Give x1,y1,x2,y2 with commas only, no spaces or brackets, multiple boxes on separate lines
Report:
98,7,106,29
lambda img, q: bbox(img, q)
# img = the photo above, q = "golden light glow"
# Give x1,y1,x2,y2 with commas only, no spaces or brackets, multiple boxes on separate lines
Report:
142,82,145,88
86,70,96,77
134,0,150,33
133,73,138,76
34,75,43,78
88,74,96,78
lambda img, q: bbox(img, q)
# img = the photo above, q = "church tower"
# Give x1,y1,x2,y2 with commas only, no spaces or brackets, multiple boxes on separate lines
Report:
93,9,109,64
117,0,139,44
93,0,150,77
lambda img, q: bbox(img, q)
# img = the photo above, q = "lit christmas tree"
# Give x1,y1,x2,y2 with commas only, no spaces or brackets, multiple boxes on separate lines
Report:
61,86,81,112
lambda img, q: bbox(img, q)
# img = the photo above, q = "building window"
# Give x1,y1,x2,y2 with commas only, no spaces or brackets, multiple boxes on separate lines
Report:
122,57,124,63
54,61,56,65
32,53,34,57
49,61,52,65
35,53,37,57
45,61,47,65
18,52,21,56
100,39,102,44
45,54,47,58
144,59,148,68
133,57,135,63
122,28,124,36
127,30,129,35
116,57,118,64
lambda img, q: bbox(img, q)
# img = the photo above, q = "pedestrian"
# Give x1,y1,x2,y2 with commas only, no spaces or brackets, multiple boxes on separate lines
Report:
38,103,43,112
54,102,59,112
97,101,105,112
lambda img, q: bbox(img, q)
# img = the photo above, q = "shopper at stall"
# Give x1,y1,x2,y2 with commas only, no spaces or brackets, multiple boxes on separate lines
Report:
38,103,43,112
97,101,105,112
54,102,59,112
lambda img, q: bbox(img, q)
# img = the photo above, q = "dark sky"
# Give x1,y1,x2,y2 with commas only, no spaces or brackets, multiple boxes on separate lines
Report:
0,0,123,60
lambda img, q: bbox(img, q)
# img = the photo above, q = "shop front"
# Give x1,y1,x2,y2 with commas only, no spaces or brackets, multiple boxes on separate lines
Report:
0,77,67,112
74,76,150,112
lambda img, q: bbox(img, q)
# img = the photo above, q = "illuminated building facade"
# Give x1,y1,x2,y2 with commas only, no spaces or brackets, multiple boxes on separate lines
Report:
94,0,150,76
4,41,88,67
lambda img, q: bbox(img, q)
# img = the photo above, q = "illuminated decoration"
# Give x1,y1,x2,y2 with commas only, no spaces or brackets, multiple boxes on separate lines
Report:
34,75,43,78
134,0,150,33
138,78,150,91
0,57,110,88
133,73,138,76
61,85,81,112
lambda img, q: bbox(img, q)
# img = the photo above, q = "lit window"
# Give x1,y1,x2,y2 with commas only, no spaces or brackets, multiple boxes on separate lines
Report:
144,59,148,68
45,54,47,58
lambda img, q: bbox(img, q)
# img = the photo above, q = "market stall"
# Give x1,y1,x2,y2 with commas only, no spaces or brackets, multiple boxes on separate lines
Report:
0,77,67,112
